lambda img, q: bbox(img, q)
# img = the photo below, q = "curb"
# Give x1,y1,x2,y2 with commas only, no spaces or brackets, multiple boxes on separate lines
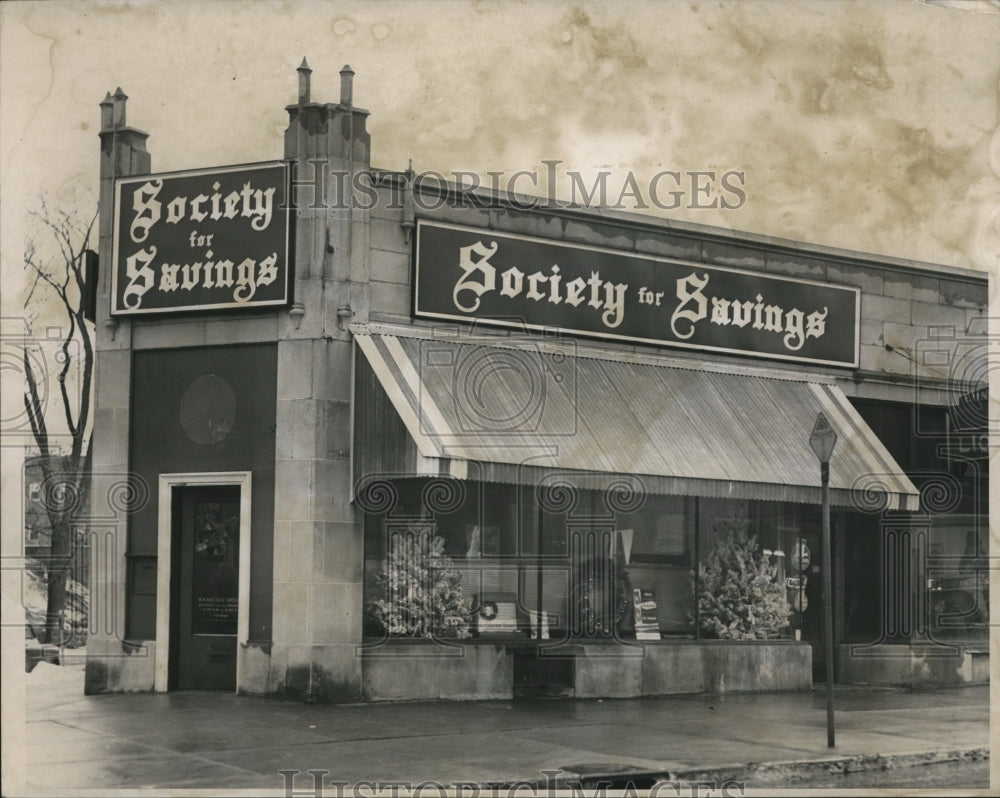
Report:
516,747,991,789
668,746,990,784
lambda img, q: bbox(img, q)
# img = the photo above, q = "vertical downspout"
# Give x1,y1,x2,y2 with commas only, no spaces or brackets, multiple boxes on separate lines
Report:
536,499,544,639
342,65,355,310
694,496,700,640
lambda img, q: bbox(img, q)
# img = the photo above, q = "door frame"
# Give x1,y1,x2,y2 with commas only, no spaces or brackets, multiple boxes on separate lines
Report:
155,471,252,692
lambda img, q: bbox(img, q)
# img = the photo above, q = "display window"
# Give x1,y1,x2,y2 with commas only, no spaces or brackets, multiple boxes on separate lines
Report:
362,478,836,643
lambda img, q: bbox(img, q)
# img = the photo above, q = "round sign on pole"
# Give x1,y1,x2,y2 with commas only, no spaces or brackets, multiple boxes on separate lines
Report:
791,538,811,571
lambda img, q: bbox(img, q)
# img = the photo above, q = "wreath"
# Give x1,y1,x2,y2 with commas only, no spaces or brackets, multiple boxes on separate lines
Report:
573,556,632,637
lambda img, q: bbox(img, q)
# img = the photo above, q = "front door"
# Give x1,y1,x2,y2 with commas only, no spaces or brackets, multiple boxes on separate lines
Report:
171,485,240,690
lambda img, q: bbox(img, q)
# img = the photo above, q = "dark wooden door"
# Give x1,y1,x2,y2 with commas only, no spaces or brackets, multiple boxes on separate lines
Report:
174,485,240,690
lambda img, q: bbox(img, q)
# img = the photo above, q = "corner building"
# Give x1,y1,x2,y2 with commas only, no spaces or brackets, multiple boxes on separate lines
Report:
85,66,989,701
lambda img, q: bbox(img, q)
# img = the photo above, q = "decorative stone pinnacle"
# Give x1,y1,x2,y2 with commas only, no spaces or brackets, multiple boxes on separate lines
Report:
340,65,354,106
297,57,312,103
111,87,128,127
100,92,114,130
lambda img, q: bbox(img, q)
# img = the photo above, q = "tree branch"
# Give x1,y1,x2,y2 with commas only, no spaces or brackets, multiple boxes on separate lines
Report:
24,199,97,645
24,203,98,463
58,310,79,440
24,349,50,457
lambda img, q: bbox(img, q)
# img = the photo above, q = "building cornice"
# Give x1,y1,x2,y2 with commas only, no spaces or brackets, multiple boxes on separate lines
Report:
369,169,989,285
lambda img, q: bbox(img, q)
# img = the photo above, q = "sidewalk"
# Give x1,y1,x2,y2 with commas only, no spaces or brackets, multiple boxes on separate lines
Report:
20,662,989,793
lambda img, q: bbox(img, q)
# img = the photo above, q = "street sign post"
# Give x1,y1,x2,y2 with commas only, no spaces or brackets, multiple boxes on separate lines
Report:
809,412,838,462
809,411,838,748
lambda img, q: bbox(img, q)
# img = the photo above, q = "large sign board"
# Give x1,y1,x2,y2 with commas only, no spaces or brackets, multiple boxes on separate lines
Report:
414,221,860,367
112,162,291,315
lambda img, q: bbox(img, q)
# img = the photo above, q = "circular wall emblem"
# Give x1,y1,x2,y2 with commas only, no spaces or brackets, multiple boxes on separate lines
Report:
179,374,236,446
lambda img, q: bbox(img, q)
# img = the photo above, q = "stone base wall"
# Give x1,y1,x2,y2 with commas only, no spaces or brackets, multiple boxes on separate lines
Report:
236,642,273,696
837,643,990,687
363,642,513,701
84,638,156,694
573,641,813,698
83,639,824,700
361,640,811,702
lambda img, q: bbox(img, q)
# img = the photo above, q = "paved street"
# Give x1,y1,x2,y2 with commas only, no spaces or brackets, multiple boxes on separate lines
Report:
15,661,990,794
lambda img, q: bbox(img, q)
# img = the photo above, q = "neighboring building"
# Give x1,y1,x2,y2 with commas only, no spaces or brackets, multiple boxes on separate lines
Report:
85,66,988,700
24,454,54,560
23,452,91,644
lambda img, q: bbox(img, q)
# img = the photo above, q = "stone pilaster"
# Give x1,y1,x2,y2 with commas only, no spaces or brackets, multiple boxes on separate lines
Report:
270,62,371,700
86,89,151,694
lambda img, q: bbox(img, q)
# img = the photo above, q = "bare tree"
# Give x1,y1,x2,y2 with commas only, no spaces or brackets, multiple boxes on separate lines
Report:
23,200,97,644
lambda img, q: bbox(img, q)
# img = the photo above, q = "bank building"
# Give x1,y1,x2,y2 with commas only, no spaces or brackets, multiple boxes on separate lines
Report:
84,63,989,701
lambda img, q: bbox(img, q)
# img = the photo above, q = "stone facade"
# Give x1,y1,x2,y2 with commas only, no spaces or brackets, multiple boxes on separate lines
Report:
85,67,987,700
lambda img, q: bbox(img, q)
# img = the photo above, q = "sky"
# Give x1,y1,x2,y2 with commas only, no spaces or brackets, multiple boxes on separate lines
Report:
2,0,998,445
2,0,1000,284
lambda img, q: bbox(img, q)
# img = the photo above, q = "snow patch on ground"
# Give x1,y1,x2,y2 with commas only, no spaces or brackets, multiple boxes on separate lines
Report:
21,562,89,645
22,568,48,613
26,660,82,684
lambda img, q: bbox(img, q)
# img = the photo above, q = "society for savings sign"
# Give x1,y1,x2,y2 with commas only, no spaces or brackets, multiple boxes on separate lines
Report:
112,162,291,315
413,221,860,367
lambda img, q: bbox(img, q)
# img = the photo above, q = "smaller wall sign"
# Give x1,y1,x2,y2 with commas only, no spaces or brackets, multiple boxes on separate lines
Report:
633,587,660,640
194,595,239,634
112,162,291,315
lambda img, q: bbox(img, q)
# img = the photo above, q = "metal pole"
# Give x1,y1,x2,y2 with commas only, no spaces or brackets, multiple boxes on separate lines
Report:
821,460,835,747
797,544,803,635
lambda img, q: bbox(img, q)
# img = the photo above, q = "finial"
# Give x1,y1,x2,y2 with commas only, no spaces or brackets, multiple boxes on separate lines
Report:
297,57,312,104
100,92,114,130
111,87,128,127
340,64,354,106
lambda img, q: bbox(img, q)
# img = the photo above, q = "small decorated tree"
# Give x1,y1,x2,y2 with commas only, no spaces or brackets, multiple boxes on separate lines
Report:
692,517,790,640
367,526,472,639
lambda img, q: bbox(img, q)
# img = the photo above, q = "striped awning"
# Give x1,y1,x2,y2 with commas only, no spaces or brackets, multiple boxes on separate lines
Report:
353,327,920,511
